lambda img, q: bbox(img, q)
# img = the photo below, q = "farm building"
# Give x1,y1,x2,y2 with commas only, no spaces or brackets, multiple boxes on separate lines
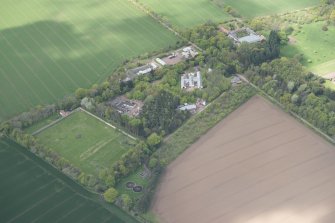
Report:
162,46,199,65
59,110,70,117
124,62,159,82
181,46,199,59
178,104,197,112
178,99,206,114
228,28,265,44
156,58,167,66
181,71,203,89
108,96,143,117
122,46,199,82
231,76,242,85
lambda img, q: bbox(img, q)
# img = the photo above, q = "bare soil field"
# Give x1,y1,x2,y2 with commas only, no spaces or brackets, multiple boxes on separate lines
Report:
152,96,335,223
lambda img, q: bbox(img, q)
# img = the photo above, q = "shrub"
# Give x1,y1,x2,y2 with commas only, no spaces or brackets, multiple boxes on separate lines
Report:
103,187,119,203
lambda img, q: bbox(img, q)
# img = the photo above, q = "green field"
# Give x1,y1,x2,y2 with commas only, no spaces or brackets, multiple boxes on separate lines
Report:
36,110,135,175
221,0,319,17
0,0,178,122
281,22,335,76
0,138,139,223
138,0,231,28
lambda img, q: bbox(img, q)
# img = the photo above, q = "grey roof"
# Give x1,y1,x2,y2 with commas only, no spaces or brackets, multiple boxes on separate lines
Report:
178,104,196,111
238,34,263,43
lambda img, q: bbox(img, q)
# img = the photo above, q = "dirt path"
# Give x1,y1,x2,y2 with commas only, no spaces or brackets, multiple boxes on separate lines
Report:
152,96,335,223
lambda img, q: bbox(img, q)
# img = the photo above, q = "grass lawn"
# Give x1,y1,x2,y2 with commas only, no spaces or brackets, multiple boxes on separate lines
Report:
36,110,136,175
0,0,179,122
138,0,231,28
0,138,139,223
221,0,319,18
281,22,335,76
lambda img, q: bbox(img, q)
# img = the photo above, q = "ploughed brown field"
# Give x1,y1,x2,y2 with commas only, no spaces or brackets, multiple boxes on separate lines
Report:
153,96,335,223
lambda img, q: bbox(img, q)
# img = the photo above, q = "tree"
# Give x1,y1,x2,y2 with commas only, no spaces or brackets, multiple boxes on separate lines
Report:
120,194,132,210
148,157,158,169
105,174,116,187
75,88,87,99
80,97,95,110
321,0,335,5
147,133,162,148
250,18,265,31
141,90,189,135
237,43,267,67
287,81,295,93
330,9,335,22
266,30,281,59
57,96,79,111
103,188,118,203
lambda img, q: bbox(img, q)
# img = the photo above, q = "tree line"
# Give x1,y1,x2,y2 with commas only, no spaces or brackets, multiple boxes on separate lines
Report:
245,58,335,139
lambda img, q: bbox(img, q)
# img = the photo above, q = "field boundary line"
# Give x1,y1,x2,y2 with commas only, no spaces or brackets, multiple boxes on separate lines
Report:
237,74,335,145
126,0,203,52
79,107,137,141
117,0,178,43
